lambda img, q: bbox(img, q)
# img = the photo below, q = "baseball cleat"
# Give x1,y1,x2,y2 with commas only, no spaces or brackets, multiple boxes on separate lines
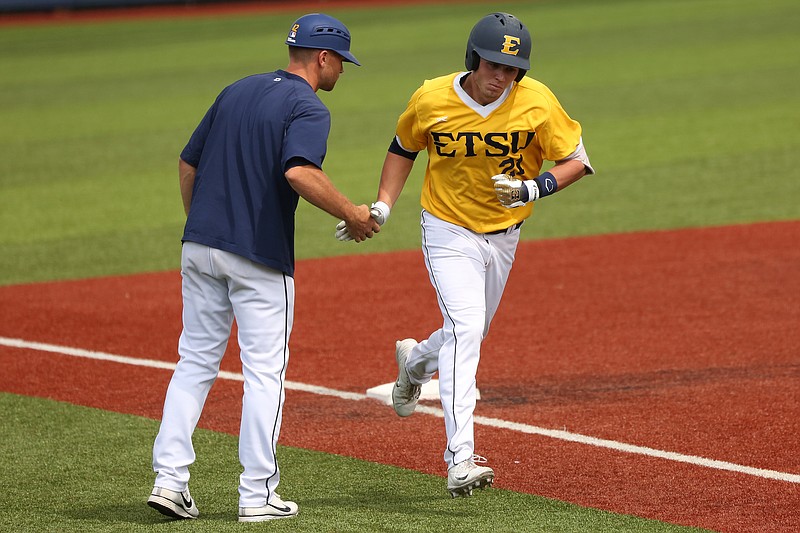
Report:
238,495,299,522
392,338,421,417
147,486,199,519
447,459,494,498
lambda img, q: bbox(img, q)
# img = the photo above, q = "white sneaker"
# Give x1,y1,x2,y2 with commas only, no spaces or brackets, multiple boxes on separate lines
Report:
392,338,421,417
447,458,494,498
238,495,299,522
147,486,199,519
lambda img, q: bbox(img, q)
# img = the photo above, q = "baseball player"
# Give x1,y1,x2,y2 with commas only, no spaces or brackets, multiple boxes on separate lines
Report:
338,12,593,497
148,13,378,522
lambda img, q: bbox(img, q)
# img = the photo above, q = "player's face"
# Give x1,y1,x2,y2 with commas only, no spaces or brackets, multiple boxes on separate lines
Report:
468,59,519,105
318,50,344,92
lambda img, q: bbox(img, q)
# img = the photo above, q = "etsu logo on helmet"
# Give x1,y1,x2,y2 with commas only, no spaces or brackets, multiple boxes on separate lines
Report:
285,13,361,66
501,35,522,56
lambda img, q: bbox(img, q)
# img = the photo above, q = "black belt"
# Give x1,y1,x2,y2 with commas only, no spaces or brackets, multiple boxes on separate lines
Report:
485,221,523,235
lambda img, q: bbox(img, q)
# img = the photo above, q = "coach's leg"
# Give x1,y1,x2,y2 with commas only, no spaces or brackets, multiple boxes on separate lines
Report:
224,254,295,509
153,242,233,491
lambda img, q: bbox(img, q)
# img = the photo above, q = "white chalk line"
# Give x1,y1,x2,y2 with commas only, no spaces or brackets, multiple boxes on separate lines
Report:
2,335,798,485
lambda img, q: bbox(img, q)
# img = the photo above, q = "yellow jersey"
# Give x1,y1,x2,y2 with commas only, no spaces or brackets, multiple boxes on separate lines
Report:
394,72,583,233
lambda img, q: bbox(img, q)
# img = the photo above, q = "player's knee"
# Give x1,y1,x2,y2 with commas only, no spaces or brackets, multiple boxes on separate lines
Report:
452,321,484,343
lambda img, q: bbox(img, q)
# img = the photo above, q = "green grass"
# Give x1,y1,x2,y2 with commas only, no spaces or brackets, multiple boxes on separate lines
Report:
0,0,798,285
0,393,708,532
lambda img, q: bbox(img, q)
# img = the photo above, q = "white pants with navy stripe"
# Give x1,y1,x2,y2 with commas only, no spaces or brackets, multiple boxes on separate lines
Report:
152,241,294,508
406,211,520,468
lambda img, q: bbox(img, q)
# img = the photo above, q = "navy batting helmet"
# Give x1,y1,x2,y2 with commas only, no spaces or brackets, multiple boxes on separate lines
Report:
285,13,360,66
465,13,531,82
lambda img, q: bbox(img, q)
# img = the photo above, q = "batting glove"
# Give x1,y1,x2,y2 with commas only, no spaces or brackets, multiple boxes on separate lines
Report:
492,174,537,208
369,201,390,225
334,220,354,241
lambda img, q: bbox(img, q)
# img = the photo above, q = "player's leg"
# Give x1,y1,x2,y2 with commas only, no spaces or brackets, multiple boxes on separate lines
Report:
403,210,468,384
152,242,233,495
446,230,519,497
222,251,297,518
404,328,444,385
418,212,489,468
483,229,521,334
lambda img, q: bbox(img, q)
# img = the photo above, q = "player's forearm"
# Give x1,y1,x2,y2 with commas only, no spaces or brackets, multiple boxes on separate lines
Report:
546,159,587,191
493,159,591,208
178,158,196,216
376,152,414,207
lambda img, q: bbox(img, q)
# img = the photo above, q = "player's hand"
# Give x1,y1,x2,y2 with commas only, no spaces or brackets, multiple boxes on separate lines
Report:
334,219,354,241
369,201,390,226
492,174,536,208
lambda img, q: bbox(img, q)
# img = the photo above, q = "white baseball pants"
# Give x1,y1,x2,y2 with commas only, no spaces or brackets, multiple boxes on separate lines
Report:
152,241,294,508
405,211,520,468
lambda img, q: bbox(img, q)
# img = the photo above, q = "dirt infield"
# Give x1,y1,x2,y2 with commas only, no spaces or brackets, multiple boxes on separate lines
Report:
1,221,799,531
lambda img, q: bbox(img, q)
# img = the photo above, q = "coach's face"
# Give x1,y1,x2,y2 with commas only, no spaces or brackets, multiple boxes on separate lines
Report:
318,50,344,92
468,58,519,105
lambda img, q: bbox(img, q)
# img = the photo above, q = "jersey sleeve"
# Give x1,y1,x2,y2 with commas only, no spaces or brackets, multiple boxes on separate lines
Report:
180,90,225,167
282,97,331,171
535,87,584,163
394,85,428,153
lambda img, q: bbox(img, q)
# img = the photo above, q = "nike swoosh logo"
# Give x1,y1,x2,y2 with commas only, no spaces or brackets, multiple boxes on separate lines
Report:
269,503,292,513
181,494,193,507
455,474,468,481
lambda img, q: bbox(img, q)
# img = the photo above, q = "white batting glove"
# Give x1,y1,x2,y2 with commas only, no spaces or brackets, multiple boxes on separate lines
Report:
369,201,390,225
492,174,538,208
334,220,354,241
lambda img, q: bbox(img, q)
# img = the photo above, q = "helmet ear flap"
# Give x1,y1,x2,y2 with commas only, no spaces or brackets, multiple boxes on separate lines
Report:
465,48,480,72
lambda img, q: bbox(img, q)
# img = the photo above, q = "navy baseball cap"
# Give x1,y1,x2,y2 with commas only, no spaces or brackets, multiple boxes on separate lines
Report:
285,13,361,66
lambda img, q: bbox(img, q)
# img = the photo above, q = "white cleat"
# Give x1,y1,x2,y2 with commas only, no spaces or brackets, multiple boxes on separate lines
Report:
239,495,299,522
392,338,421,417
447,459,495,498
147,486,199,519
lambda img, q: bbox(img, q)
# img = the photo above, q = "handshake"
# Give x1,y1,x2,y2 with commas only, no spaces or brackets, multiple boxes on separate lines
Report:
334,201,390,242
